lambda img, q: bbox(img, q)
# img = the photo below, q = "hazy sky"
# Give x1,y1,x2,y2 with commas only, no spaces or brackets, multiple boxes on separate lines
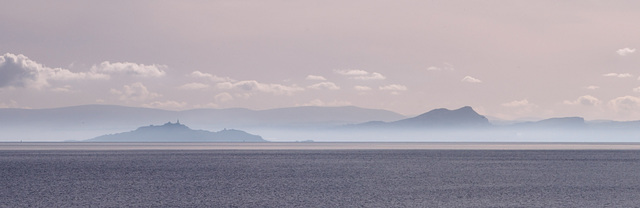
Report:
1,1,640,120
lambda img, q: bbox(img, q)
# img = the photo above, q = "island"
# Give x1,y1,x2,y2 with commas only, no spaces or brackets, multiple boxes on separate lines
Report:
86,121,267,142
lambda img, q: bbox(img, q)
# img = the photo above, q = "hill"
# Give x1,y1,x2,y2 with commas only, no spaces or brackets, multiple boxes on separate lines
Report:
391,106,490,128
351,106,491,129
86,121,266,142
0,104,405,141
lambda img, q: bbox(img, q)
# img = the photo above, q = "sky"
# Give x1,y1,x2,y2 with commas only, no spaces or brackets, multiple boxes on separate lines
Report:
1,0,640,121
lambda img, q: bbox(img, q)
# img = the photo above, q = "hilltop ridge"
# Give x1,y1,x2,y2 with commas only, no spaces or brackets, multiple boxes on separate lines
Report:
87,121,266,142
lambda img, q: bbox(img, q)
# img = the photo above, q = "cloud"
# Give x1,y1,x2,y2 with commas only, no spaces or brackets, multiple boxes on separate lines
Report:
189,71,235,82
178,82,209,90
499,99,538,117
608,96,640,113
334,69,386,80
110,82,161,101
616,48,636,56
427,63,454,71
603,73,632,78
301,99,352,107
305,75,326,81
461,76,482,83
91,61,166,77
0,53,108,89
215,92,233,102
586,85,600,90
50,85,73,93
334,69,369,75
354,72,386,80
501,99,532,108
308,82,340,90
143,100,187,109
216,80,304,95
354,86,372,91
379,84,407,91
563,95,601,106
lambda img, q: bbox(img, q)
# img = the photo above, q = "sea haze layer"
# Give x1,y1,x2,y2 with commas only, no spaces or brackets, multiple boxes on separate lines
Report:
2,150,640,207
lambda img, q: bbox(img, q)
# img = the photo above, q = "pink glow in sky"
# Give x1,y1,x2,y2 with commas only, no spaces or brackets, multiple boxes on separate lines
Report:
1,1,640,120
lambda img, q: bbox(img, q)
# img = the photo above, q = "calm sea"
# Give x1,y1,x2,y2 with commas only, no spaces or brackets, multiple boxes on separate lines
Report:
2,149,640,207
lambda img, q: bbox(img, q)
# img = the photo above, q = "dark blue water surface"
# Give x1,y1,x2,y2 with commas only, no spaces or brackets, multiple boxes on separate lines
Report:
1,150,640,207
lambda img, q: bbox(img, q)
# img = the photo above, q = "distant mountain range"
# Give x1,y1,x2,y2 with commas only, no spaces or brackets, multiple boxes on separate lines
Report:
352,106,490,129
0,104,404,141
87,121,266,142
2,104,640,142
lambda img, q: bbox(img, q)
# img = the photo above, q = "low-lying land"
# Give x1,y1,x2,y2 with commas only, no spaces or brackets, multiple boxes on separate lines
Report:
3,142,640,150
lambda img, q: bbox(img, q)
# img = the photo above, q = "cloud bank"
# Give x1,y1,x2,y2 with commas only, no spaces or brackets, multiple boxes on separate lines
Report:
563,95,601,106
335,69,386,80
603,73,632,78
305,75,327,81
379,84,407,91
308,82,340,90
216,80,304,95
189,71,235,82
616,48,636,56
0,53,107,89
110,82,161,102
461,76,482,83
91,61,166,77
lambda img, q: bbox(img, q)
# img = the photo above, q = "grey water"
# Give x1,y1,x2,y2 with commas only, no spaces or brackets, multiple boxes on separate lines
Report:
2,150,640,207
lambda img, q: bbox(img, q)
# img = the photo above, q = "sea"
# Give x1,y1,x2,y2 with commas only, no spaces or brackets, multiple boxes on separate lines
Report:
1,143,640,207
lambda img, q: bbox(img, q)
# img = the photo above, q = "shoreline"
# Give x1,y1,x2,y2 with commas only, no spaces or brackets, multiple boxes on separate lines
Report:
3,142,640,150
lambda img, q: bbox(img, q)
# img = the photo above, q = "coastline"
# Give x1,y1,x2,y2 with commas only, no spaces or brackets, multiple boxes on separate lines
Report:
3,142,640,150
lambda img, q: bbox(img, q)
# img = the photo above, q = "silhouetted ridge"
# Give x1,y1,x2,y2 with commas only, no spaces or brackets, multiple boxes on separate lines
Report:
391,106,490,128
87,121,266,142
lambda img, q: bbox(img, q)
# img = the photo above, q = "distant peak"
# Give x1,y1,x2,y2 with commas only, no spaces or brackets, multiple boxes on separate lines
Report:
458,106,473,110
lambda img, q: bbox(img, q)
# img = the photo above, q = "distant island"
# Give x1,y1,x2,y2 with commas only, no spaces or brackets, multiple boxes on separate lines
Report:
3,104,640,142
86,121,267,142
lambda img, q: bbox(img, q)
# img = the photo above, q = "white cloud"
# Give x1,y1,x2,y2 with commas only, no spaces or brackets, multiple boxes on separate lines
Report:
608,96,640,113
500,99,538,117
334,69,369,75
178,82,209,90
354,86,372,91
633,86,640,93
50,85,73,93
334,69,386,80
501,99,531,108
215,92,233,102
354,72,386,80
427,63,454,71
305,75,326,81
308,82,340,90
143,100,187,109
461,76,482,83
216,80,304,95
91,61,166,77
603,73,632,78
189,71,235,82
586,85,600,90
616,48,636,56
0,53,108,89
110,82,161,102
563,95,601,106
379,84,407,91
301,99,352,107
